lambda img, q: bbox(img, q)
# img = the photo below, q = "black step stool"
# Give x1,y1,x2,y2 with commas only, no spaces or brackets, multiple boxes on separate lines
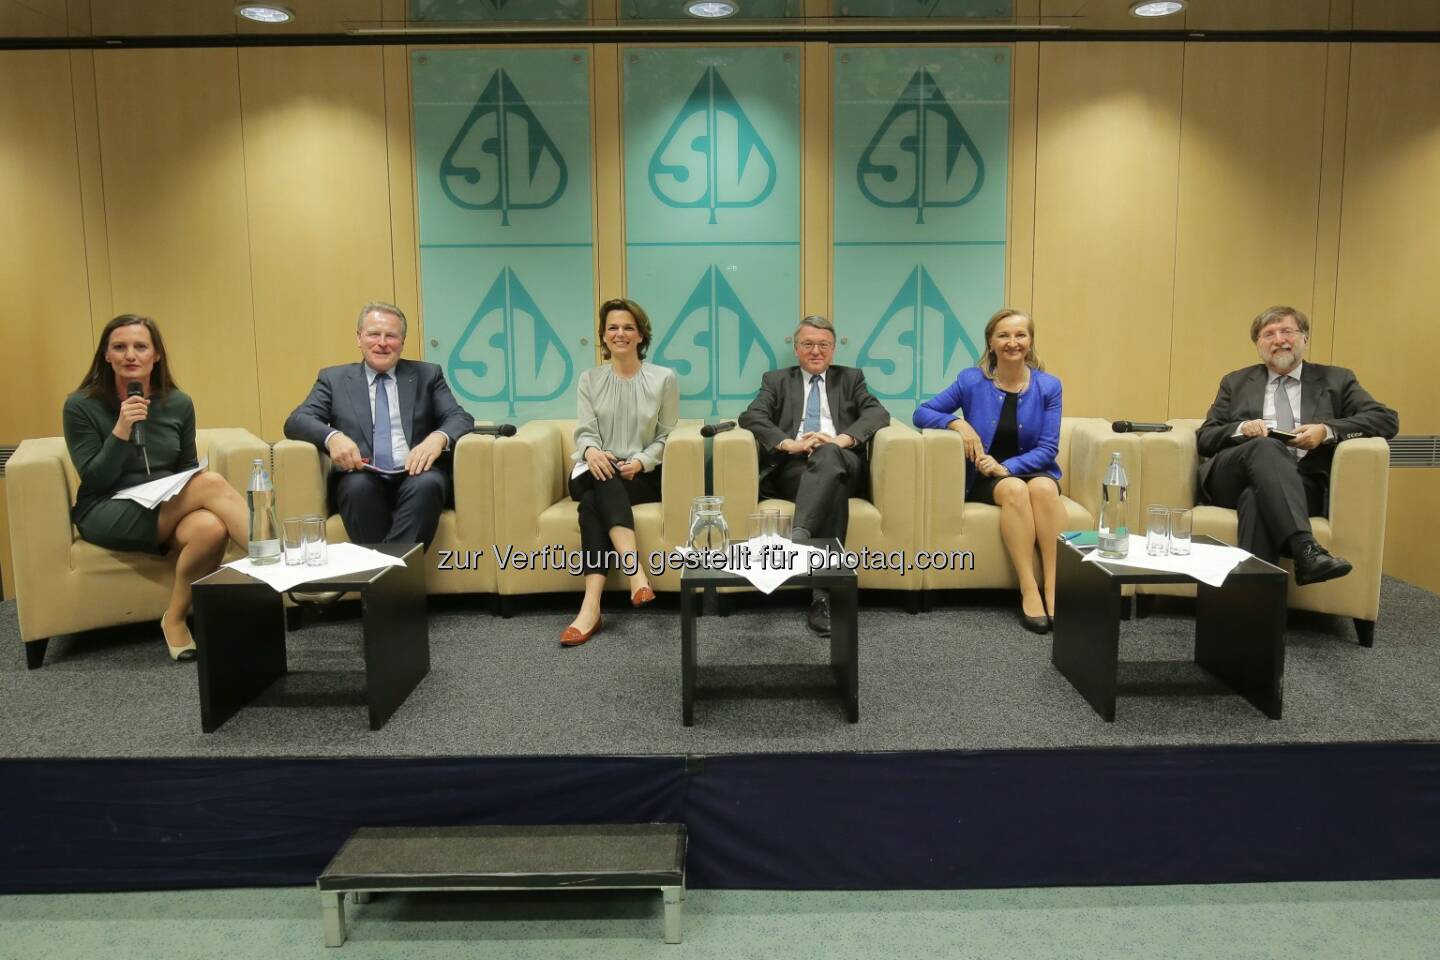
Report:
317,824,687,946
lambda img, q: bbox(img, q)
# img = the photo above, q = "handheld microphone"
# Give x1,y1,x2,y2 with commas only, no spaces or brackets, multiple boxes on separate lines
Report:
125,381,145,446
1112,420,1173,433
700,420,737,438
471,424,518,437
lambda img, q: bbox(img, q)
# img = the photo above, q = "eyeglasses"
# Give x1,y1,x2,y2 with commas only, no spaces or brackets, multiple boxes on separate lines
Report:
796,340,834,352
1259,327,1303,342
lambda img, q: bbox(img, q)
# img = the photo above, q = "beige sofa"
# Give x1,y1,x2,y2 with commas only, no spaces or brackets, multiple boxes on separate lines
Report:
919,418,1141,594
711,419,925,604
270,432,497,596
1136,419,1390,646
491,419,705,608
7,428,268,668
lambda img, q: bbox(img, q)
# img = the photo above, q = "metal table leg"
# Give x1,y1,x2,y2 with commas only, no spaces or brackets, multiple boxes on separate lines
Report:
662,885,684,944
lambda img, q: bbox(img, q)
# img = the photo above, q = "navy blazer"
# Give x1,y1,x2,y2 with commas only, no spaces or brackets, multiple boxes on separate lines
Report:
284,359,475,471
913,366,1063,494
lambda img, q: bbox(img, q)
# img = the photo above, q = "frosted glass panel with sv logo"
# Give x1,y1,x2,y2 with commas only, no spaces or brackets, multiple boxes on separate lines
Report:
833,47,1009,420
624,47,801,419
413,49,593,420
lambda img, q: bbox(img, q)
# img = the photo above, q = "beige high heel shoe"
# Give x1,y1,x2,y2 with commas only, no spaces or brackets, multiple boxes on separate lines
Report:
162,620,197,662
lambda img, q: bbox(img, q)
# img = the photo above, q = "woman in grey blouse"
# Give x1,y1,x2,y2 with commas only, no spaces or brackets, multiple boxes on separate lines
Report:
560,298,680,646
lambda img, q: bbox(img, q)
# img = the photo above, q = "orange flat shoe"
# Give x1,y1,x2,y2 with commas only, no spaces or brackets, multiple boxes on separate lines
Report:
630,586,657,608
560,616,603,647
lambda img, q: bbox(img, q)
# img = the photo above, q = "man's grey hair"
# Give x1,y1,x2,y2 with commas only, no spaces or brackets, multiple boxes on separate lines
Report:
794,314,835,341
1249,305,1309,343
357,301,408,338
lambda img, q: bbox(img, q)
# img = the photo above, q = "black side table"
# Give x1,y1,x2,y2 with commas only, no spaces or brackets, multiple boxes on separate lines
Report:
1052,535,1287,721
192,542,428,732
678,538,859,725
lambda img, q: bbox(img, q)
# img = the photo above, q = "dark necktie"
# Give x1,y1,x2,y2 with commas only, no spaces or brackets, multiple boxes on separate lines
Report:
373,372,395,470
802,374,822,433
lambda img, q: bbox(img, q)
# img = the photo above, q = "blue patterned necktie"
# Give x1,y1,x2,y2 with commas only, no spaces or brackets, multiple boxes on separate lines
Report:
802,374,822,433
372,372,395,470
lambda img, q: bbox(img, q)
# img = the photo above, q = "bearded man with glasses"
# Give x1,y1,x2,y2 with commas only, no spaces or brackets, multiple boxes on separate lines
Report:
739,315,891,634
1197,305,1397,584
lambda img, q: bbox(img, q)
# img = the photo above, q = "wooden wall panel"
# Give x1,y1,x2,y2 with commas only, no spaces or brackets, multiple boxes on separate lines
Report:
239,46,395,440
384,44,420,354
1032,42,1182,421
0,51,94,444
1006,41,1038,312
1385,472,1440,594
1167,43,1329,421
0,0,67,36
1333,44,1440,435
593,43,625,308
802,41,830,321
94,49,261,433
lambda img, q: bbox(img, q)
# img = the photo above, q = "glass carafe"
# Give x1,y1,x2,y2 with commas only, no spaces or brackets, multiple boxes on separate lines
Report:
687,495,729,553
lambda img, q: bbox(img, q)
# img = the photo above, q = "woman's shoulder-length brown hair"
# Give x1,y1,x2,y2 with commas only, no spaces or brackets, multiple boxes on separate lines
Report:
597,298,652,361
77,314,180,404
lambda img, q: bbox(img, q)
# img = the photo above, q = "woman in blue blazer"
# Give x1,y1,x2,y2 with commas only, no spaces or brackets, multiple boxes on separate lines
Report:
914,308,1065,634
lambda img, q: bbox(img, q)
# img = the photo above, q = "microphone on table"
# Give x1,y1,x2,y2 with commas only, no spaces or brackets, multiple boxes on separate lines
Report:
126,381,146,447
700,420,737,438
471,424,518,437
1111,420,1173,433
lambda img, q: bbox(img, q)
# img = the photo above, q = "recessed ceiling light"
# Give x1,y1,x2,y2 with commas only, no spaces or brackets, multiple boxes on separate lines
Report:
1130,0,1185,17
235,4,294,24
685,1,738,18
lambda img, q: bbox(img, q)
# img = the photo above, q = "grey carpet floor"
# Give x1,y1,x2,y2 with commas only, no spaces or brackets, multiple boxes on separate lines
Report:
2,576,1438,758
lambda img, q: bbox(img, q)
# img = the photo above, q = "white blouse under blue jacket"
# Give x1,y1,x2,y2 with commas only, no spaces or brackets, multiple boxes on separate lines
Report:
912,366,1063,493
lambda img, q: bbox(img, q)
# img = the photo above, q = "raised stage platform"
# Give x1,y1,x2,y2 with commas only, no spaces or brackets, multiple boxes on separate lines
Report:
3,577,1439,893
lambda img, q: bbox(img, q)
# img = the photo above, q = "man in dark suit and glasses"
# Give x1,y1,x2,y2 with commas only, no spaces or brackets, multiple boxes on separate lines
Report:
285,301,475,549
739,315,891,634
1197,305,1397,584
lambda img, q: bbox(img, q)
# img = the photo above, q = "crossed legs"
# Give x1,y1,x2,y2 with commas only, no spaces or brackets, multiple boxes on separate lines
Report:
993,476,1067,617
567,472,661,637
155,471,248,650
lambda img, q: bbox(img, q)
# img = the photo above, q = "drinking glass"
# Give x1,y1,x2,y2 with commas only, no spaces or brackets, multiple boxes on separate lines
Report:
282,518,306,566
302,516,328,566
1168,507,1193,556
775,515,792,540
748,512,771,541
1146,505,1169,557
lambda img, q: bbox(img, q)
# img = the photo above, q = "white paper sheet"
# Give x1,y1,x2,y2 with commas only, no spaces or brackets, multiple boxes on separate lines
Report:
1081,534,1250,587
111,459,208,509
679,536,840,595
223,542,408,593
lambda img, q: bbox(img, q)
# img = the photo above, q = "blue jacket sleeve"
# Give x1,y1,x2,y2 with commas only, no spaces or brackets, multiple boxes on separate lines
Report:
913,375,967,430
1001,377,1062,478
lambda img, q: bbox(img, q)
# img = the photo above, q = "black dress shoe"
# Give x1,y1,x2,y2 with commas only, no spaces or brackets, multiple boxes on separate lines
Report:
1292,540,1353,586
1020,610,1050,635
807,594,831,636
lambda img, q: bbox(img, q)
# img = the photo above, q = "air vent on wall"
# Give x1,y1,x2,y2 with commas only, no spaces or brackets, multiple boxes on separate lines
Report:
0,446,15,479
1388,436,1440,468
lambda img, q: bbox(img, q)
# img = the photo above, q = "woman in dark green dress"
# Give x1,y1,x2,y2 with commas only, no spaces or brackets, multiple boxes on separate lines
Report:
64,315,250,661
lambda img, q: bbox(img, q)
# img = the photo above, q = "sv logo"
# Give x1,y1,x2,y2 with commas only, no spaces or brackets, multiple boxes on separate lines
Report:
448,267,574,415
652,266,778,415
856,266,980,400
857,69,985,224
648,67,777,224
440,68,568,225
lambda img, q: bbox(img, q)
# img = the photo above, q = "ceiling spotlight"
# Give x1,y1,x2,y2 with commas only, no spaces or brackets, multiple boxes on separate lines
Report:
685,1,738,18
235,4,294,23
1129,0,1185,16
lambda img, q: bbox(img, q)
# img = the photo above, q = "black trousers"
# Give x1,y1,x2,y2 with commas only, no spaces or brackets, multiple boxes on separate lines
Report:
1203,437,1327,564
333,468,449,550
761,443,866,543
569,467,663,575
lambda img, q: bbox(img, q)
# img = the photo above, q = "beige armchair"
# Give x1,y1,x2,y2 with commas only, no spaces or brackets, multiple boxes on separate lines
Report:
920,418,1141,594
1136,419,1390,646
490,419,704,608
7,428,268,668
711,419,924,605
270,432,497,596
